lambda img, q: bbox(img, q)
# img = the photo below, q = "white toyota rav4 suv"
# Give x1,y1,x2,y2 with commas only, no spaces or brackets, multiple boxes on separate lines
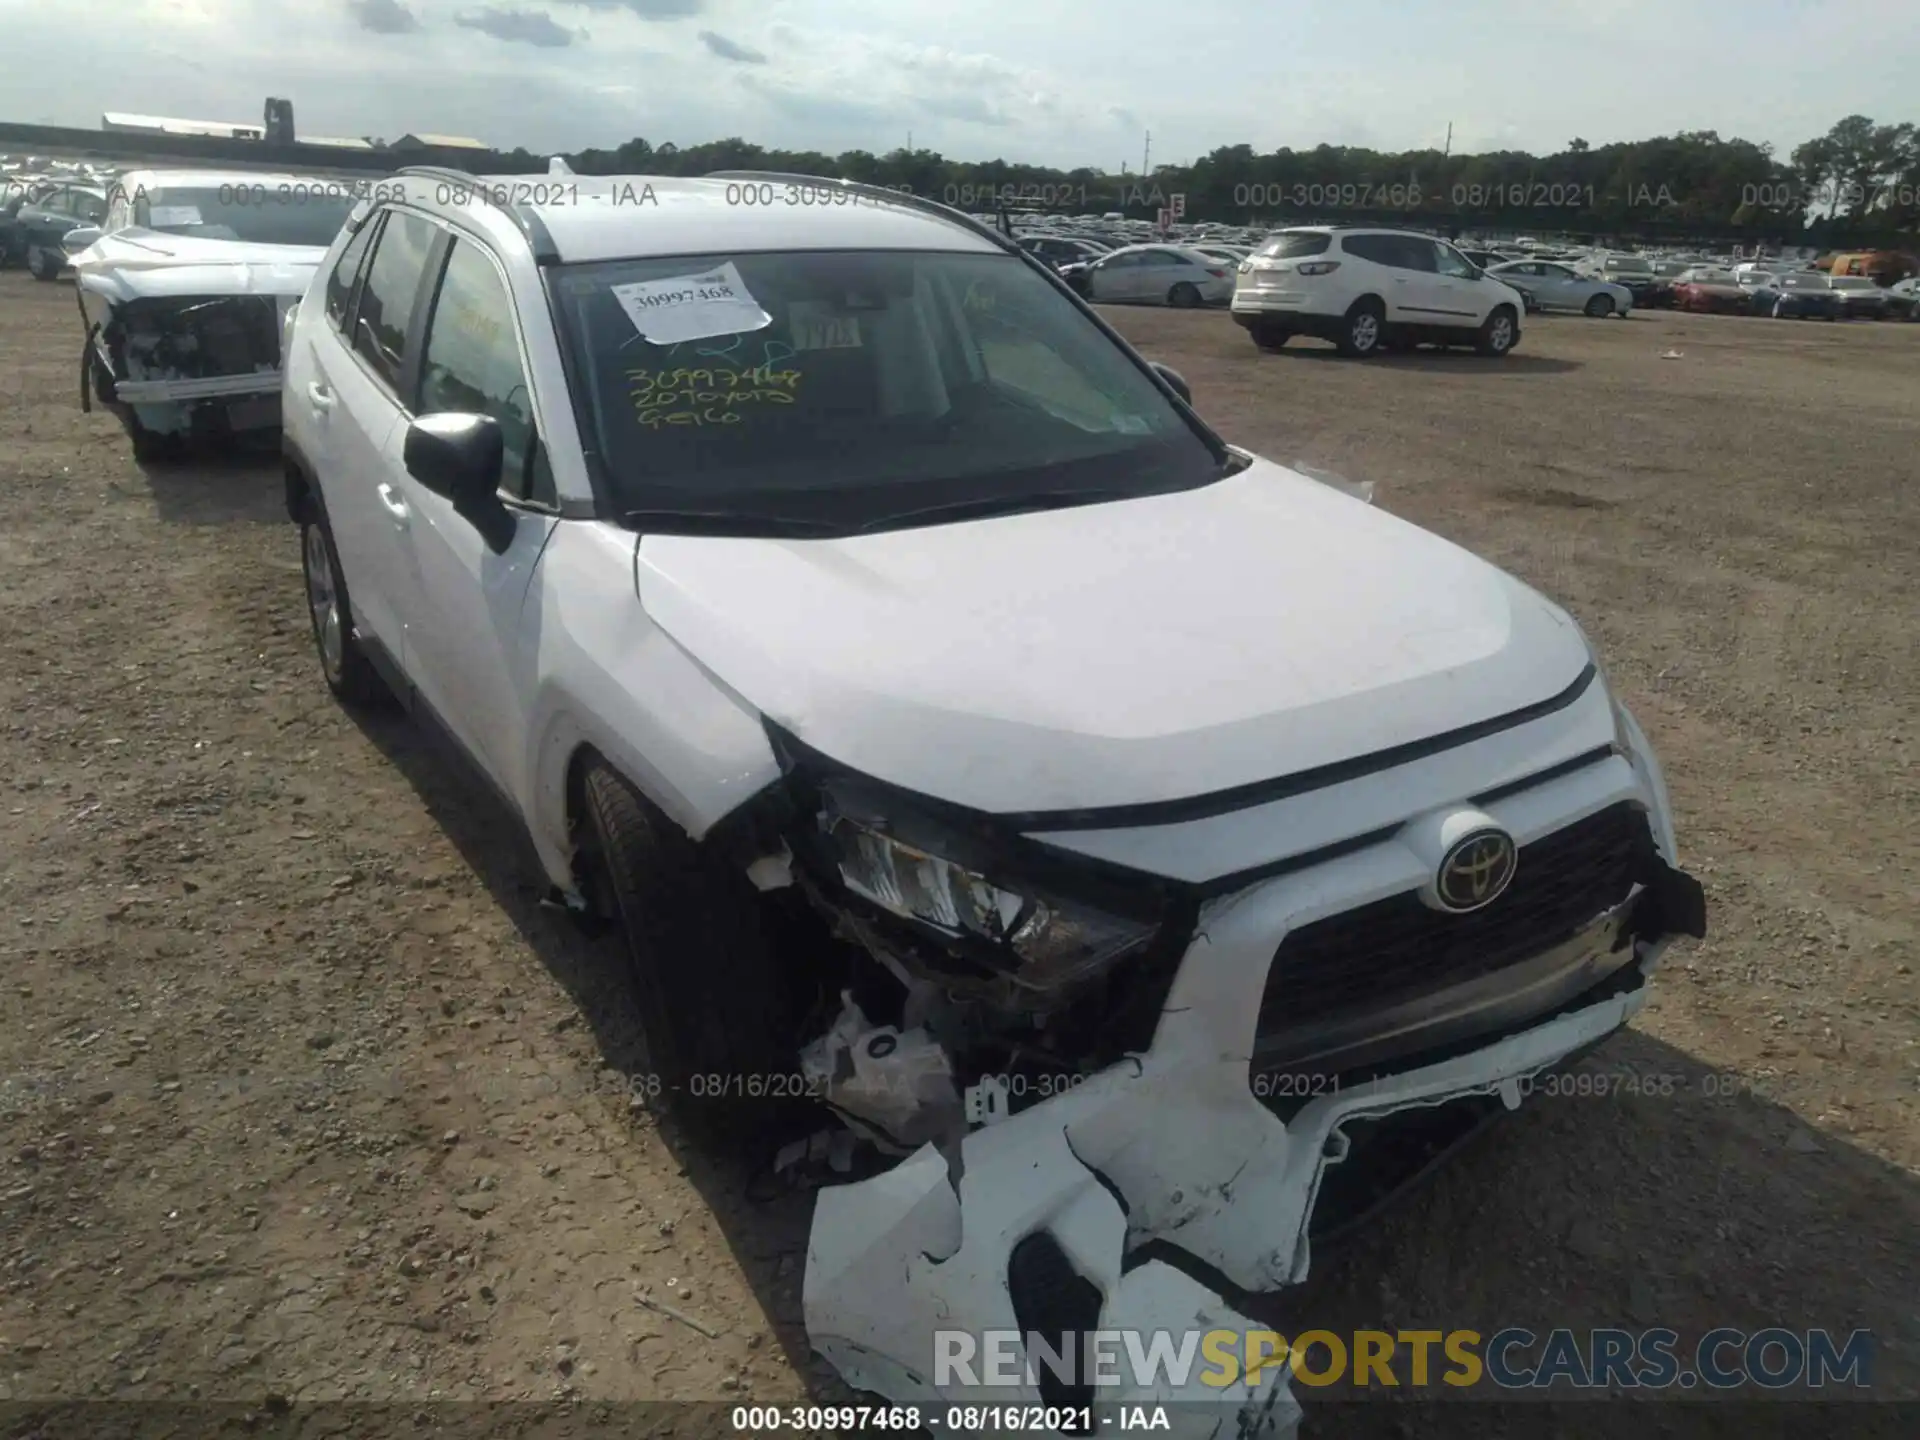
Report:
282,170,1704,1434
1232,225,1529,357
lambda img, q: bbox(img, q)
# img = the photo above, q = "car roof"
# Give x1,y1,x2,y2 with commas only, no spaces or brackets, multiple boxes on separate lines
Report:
396,172,1003,265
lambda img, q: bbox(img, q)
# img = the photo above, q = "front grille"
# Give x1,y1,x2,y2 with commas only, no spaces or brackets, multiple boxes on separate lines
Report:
1255,801,1649,1037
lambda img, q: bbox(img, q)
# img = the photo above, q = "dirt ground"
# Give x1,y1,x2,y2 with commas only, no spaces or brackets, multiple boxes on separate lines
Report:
1,272,1915,1438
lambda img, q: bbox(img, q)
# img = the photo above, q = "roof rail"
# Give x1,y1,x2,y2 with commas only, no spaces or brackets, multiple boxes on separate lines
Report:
394,164,558,263
704,170,1024,256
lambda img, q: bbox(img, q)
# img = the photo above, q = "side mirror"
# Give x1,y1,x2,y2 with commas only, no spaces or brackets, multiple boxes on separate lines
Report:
1150,362,1191,406
62,224,102,255
405,412,503,507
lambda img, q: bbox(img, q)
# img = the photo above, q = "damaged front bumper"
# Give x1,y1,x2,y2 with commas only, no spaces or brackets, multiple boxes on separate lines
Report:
78,289,292,440
801,745,1705,1438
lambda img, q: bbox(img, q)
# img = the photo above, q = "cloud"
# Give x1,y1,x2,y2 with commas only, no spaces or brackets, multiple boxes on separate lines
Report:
570,0,702,17
347,0,420,33
697,29,766,64
455,6,581,46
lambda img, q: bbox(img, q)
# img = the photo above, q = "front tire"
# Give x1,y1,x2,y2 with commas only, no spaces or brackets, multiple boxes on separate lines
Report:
575,761,803,1147
1337,300,1386,358
1475,305,1518,356
299,499,387,709
27,246,59,281
1584,293,1615,318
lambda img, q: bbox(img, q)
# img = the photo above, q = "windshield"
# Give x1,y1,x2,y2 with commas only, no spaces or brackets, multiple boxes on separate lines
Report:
135,186,356,246
1828,277,1876,290
549,248,1225,536
1604,257,1652,273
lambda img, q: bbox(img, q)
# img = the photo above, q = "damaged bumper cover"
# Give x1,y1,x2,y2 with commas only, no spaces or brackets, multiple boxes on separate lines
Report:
800,739,1705,1436
73,237,314,437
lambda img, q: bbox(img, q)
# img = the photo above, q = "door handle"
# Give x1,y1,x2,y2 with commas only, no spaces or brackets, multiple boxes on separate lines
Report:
375,482,410,527
306,381,334,411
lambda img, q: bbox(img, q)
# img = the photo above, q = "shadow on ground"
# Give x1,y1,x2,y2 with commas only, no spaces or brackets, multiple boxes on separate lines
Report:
136,447,283,526
346,701,840,1399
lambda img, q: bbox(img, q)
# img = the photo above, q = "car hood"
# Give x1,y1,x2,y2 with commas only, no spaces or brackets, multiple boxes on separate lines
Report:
71,228,326,302
634,456,1592,814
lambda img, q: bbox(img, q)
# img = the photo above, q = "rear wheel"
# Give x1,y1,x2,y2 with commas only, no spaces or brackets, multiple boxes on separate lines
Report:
1167,281,1201,308
1336,299,1386,358
1584,293,1615,318
575,760,805,1147
1251,325,1290,353
27,245,59,281
299,499,387,709
1475,305,1519,357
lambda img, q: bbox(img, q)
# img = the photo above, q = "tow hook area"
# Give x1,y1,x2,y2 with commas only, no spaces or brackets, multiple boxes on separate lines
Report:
804,1128,1301,1439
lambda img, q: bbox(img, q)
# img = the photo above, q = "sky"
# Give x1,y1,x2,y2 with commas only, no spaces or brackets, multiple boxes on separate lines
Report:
0,0,1913,169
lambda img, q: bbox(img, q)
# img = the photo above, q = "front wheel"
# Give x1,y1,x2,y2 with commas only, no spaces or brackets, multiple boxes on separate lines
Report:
26,246,59,281
1584,293,1615,318
1167,282,1201,308
1475,306,1518,356
1336,300,1386,357
575,761,806,1147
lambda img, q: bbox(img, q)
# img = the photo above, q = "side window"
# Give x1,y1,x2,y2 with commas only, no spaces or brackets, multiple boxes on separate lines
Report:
1434,243,1477,279
106,189,131,231
1386,237,1437,272
416,239,544,502
324,218,378,333
1340,234,1389,265
351,210,439,392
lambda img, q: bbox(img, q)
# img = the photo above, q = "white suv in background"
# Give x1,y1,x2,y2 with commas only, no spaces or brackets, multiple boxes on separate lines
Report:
1232,226,1528,357
281,170,1702,1438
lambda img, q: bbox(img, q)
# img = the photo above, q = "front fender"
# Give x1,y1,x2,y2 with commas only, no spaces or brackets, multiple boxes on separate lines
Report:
518,523,781,888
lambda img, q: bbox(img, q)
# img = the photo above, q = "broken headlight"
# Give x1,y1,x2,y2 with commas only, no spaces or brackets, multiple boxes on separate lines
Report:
824,815,1154,995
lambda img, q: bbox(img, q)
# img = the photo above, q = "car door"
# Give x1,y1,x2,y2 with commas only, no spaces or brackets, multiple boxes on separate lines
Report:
1533,263,1581,309
1373,235,1445,323
303,208,442,677
393,233,557,790
18,187,73,252
1497,262,1542,306
1429,240,1487,328
1089,250,1137,300
1138,248,1190,302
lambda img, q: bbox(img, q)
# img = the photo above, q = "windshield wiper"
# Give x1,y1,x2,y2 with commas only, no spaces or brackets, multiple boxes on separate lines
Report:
854,487,1144,533
620,508,847,538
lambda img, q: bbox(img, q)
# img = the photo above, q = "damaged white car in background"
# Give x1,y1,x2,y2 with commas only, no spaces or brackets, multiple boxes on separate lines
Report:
278,173,1709,1440
71,169,359,460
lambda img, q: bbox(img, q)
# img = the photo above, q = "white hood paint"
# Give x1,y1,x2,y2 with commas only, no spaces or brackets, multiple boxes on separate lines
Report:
635,457,1590,814
72,229,326,303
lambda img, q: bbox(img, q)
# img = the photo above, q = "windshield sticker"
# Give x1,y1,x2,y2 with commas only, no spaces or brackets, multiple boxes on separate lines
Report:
610,262,773,345
626,364,801,430
147,205,203,227
787,302,862,351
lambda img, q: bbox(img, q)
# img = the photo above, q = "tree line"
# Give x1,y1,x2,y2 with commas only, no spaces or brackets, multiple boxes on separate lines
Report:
487,116,1920,246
